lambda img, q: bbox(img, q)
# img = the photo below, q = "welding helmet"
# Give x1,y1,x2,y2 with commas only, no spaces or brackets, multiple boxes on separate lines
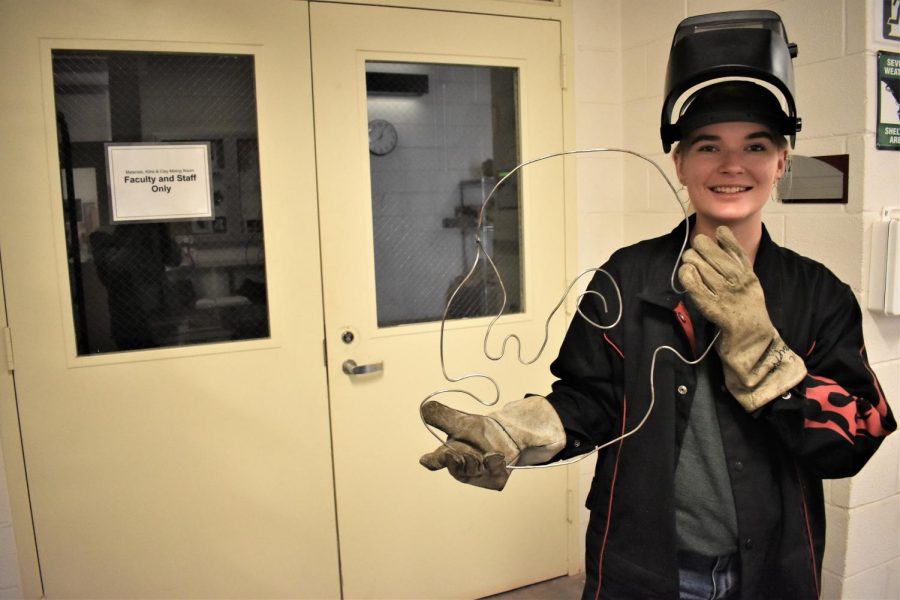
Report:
660,10,802,153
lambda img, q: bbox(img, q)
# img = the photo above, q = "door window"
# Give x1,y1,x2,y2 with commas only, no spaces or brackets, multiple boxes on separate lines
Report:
53,50,268,354
366,62,522,327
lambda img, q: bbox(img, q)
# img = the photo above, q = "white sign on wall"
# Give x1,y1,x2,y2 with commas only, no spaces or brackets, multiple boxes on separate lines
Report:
106,142,214,223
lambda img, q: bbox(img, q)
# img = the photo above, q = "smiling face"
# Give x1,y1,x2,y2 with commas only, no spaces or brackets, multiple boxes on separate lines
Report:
674,121,788,235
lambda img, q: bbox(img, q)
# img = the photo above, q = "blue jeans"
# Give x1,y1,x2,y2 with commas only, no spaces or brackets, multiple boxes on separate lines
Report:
678,552,739,600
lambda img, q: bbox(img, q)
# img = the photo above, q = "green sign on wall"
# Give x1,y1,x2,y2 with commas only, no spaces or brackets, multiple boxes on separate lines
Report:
878,50,900,150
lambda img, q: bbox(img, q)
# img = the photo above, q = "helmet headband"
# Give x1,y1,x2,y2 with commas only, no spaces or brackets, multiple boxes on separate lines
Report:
675,81,794,145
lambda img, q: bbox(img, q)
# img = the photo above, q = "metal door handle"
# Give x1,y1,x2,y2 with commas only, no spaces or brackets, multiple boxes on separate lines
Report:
342,359,383,376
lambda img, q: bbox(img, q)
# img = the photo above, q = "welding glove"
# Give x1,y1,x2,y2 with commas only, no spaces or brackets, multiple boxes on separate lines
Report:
678,226,807,412
419,396,565,491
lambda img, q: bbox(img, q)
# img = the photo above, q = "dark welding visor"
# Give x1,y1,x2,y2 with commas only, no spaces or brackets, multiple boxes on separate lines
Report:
660,10,802,152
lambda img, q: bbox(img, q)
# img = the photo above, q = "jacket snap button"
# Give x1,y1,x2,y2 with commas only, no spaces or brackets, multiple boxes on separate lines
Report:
744,537,753,550
677,385,688,395
573,439,581,448
733,461,744,472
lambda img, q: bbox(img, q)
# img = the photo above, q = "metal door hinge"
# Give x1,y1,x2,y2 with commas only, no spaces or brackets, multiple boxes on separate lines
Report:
2,327,13,372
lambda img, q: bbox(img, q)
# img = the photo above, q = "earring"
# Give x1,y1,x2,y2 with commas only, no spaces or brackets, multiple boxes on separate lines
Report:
676,184,690,205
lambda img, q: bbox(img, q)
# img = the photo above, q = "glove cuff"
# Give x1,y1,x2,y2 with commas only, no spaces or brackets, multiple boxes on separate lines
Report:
723,341,807,411
492,396,566,466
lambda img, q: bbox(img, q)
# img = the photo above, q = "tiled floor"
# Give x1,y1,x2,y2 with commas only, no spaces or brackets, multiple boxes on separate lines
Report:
480,573,585,599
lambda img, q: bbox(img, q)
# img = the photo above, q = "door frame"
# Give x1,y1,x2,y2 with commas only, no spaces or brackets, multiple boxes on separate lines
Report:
0,265,41,598
320,0,571,20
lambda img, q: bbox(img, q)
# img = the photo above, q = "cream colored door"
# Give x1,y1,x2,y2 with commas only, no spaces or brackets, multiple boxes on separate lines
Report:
0,1,339,598
312,4,570,599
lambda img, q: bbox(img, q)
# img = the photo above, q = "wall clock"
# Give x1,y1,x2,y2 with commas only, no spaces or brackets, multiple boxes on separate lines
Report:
368,119,398,155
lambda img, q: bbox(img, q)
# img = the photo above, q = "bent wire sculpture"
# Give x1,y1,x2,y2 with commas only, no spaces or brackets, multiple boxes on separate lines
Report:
420,147,720,469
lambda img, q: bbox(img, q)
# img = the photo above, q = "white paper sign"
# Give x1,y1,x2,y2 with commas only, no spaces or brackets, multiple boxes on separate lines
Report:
106,143,214,223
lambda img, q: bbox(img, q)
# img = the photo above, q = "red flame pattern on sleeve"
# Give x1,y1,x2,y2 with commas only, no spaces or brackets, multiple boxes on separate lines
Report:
803,367,891,444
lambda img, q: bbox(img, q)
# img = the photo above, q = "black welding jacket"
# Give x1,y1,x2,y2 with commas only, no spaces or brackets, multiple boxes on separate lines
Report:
545,218,895,600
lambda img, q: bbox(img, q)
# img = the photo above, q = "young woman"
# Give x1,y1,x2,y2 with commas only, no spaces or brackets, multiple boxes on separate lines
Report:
420,12,895,600
557,81,895,599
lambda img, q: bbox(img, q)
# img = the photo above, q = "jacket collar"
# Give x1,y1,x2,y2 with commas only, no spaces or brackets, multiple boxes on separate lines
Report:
637,216,692,311
638,216,785,331
752,224,785,330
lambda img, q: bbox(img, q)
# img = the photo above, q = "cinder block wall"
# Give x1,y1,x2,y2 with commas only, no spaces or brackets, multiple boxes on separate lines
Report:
570,0,623,578
572,0,900,597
